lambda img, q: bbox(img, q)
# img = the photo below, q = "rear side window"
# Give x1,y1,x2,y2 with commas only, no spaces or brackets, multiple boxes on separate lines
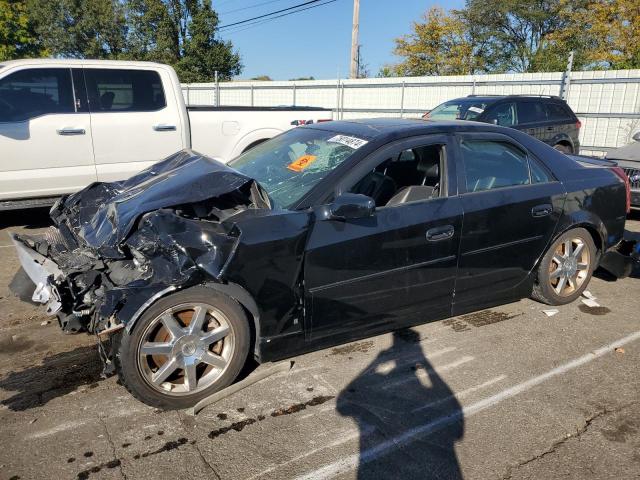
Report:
516,101,547,124
0,68,74,122
545,102,571,121
460,140,530,192
84,69,166,112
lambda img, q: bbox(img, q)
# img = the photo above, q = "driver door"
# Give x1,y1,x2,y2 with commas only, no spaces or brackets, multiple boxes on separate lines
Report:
304,135,463,341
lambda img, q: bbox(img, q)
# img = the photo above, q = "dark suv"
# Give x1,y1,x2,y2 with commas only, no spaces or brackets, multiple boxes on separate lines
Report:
426,95,581,154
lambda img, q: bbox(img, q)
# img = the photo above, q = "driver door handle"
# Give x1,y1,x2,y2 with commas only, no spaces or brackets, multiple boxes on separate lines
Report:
426,225,454,242
153,124,177,131
57,127,86,135
532,204,553,218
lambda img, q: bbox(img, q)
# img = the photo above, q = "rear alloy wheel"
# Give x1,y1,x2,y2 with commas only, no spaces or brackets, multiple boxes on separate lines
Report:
553,143,573,154
532,228,596,305
115,287,250,409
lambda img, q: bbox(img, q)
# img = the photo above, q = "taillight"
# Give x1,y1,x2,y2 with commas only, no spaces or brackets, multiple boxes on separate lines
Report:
317,119,332,123
576,120,582,130
611,166,631,213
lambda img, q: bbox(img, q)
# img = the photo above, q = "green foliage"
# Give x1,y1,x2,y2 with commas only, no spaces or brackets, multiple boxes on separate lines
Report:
389,0,640,76
3,0,241,81
0,0,45,60
289,76,315,81
251,75,273,81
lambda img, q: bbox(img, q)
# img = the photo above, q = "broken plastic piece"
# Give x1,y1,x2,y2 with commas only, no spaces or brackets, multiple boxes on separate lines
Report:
542,309,559,317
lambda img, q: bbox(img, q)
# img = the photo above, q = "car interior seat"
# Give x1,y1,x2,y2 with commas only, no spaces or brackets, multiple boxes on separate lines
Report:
351,171,397,206
100,92,115,111
385,155,440,206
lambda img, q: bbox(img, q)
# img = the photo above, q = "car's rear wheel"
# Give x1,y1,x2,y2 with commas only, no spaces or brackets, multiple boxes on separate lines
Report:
114,286,250,409
532,228,596,305
553,143,573,154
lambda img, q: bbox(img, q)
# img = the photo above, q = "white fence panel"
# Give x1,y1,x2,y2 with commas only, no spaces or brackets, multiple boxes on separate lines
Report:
182,69,640,155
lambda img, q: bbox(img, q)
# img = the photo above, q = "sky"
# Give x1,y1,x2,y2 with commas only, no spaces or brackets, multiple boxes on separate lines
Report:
215,0,465,80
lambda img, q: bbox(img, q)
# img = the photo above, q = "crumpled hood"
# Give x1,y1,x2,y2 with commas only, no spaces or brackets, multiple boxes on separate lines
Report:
51,149,271,257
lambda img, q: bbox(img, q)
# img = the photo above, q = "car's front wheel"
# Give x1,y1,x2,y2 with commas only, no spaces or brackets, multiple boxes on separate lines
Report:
114,286,250,409
532,228,596,305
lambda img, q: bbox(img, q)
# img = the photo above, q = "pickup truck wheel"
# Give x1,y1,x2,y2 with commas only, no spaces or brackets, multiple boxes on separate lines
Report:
532,228,596,305
114,286,250,409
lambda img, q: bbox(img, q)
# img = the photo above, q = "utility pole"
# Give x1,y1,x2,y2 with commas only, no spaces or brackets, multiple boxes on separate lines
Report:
350,0,360,79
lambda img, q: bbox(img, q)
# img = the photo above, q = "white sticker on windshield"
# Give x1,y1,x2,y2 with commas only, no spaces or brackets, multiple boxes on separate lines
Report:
327,135,368,149
468,106,484,114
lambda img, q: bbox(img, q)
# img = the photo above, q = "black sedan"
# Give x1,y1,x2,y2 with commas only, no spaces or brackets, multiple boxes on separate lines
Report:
11,119,634,409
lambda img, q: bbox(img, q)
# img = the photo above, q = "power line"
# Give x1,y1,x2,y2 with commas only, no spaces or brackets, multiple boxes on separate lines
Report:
218,0,327,30
220,0,338,34
220,0,291,16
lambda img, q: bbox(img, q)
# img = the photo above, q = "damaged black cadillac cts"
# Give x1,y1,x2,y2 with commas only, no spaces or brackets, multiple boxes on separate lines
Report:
11,118,637,409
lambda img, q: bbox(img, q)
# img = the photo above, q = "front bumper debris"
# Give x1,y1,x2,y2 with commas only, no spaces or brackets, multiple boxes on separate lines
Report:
10,233,63,315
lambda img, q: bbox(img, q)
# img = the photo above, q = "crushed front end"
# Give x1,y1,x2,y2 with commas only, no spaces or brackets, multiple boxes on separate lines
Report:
10,150,271,344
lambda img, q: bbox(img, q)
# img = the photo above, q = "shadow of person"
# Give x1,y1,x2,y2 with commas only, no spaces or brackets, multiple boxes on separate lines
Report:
337,329,464,479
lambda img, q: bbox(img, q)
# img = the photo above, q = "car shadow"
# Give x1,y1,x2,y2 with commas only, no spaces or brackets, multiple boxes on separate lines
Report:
0,345,103,411
0,207,53,230
336,328,464,479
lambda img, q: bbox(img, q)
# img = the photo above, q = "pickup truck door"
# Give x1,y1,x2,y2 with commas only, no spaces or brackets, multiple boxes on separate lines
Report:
0,67,97,201
83,67,185,182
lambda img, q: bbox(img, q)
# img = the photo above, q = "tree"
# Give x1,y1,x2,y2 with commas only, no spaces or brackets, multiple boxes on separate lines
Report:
28,0,127,59
0,0,45,60
457,0,573,73
390,7,477,77
546,0,640,70
289,76,315,81
126,0,242,82
251,75,272,81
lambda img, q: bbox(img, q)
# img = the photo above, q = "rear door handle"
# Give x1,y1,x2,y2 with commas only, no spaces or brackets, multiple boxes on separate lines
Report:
153,124,177,131
532,204,553,217
546,126,554,131
57,127,86,135
426,225,454,242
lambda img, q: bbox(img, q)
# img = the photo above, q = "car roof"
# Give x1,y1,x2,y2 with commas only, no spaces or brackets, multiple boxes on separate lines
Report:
447,95,563,103
306,117,504,140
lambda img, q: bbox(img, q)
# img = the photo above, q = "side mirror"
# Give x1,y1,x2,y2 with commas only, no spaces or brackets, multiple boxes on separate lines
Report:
633,131,640,142
329,193,375,220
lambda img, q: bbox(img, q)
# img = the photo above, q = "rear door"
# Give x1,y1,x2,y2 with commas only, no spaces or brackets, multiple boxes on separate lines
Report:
0,66,96,200
544,101,578,151
453,132,566,314
304,135,462,341
84,67,185,182
515,100,551,144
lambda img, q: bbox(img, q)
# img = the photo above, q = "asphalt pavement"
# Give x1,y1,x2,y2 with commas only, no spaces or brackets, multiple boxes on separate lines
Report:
0,209,638,480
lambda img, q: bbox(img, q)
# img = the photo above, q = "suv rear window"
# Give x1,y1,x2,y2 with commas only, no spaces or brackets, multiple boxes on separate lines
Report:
545,102,571,121
84,69,166,112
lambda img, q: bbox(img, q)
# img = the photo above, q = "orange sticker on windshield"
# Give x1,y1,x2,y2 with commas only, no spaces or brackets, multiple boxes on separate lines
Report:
287,154,317,172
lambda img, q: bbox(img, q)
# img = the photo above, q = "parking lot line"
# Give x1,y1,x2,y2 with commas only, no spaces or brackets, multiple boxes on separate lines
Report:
381,356,475,390
411,374,507,413
0,245,14,248
295,329,640,480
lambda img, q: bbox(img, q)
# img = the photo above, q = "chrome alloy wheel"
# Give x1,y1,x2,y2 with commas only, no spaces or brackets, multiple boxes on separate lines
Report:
548,237,591,297
137,303,235,395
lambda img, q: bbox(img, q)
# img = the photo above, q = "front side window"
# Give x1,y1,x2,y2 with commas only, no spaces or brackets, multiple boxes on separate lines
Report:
461,140,530,192
84,69,166,112
483,102,516,126
229,128,362,208
428,100,490,121
0,68,74,122
348,144,444,207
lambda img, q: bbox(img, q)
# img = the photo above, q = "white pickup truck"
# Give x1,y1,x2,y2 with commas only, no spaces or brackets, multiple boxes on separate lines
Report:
0,59,331,209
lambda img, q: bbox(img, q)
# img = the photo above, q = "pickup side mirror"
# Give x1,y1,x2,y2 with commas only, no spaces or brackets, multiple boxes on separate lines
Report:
329,193,375,220
633,131,640,142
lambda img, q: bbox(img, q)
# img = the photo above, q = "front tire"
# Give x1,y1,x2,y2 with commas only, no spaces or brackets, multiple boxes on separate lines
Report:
532,228,596,305
114,286,250,409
